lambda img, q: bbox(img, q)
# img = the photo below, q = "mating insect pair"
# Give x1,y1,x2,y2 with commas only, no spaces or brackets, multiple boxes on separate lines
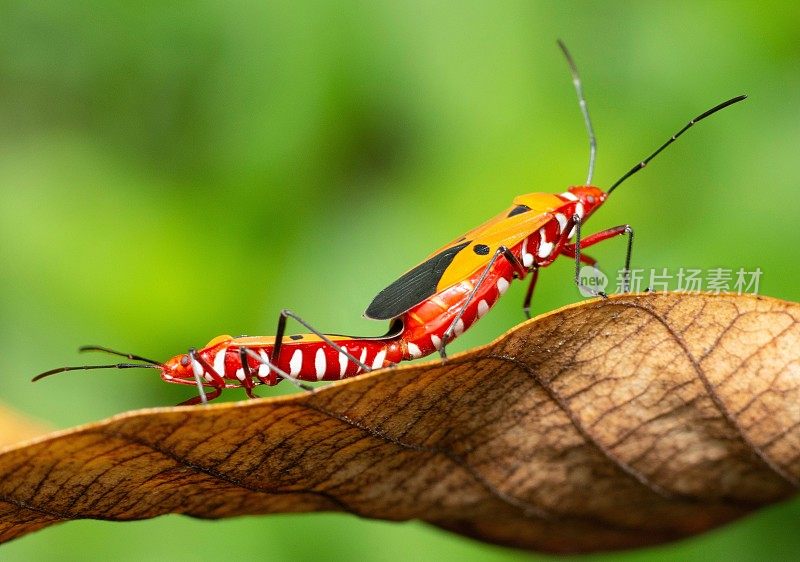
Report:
34,42,745,405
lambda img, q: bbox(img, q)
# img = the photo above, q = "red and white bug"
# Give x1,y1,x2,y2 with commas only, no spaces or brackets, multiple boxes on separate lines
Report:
34,42,745,405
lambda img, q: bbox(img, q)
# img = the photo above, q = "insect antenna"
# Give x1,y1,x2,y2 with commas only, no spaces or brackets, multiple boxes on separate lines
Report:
557,39,596,185
79,345,162,366
32,363,161,382
607,94,747,194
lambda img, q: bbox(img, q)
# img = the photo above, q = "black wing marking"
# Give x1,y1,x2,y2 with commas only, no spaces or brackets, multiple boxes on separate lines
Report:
365,241,471,320
506,204,531,217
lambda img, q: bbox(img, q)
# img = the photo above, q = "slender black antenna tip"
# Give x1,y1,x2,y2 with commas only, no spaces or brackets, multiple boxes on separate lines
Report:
556,40,597,185
607,94,747,194
79,345,162,366
32,368,67,382
556,39,572,62
32,363,160,382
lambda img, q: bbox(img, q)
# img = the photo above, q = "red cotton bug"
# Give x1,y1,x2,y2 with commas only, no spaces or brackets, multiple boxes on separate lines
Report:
33,42,746,405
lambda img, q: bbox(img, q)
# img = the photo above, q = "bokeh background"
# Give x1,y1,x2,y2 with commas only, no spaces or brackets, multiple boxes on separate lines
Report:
2,2,799,560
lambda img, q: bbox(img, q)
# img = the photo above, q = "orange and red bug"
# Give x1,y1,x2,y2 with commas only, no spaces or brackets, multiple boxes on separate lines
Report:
33,42,746,405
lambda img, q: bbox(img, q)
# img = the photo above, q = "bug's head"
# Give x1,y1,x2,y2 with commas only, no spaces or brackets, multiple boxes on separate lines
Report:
162,335,234,385
161,352,197,384
565,185,607,220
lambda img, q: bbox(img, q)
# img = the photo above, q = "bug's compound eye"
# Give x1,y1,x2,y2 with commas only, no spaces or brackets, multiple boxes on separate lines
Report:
180,355,190,367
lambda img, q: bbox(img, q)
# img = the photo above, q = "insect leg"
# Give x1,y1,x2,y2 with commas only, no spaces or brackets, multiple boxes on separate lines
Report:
518,213,602,316
274,309,371,373
522,216,598,318
563,224,634,292
572,215,606,298
234,347,261,399
440,246,525,359
238,346,253,380
559,247,598,266
188,348,208,404
188,348,226,405
178,387,222,406
522,266,539,320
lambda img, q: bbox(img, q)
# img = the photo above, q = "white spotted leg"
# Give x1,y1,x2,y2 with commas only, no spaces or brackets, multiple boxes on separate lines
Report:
272,309,372,375
439,245,527,360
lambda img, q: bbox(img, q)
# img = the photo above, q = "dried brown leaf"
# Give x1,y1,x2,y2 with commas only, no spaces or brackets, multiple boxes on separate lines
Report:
0,293,797,553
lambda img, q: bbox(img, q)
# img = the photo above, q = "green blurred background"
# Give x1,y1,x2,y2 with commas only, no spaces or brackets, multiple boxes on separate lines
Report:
2,1,799,560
